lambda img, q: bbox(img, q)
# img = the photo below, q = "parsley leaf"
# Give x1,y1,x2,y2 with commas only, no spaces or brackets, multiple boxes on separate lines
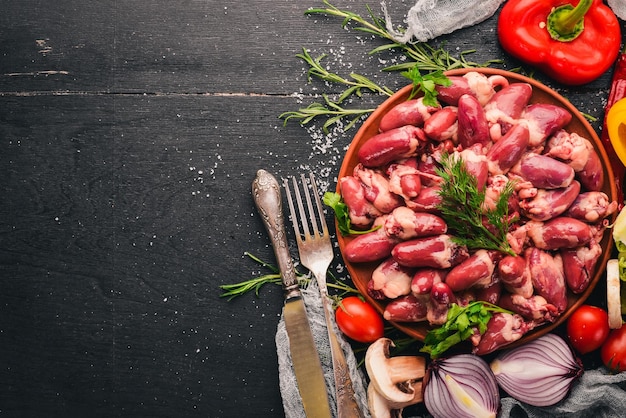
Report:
420,301,513,358
401,67,451,107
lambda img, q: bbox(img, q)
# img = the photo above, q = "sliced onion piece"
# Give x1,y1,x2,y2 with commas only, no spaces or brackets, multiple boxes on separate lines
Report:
490,333,583,406
424,354,499,418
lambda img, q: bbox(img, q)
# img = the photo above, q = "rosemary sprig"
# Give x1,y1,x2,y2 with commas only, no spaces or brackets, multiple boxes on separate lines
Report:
383,43,503,73
306,1,502,72
436,154,516,256
306,1,393,42
282,1,501,131
220,252,360,300
279,49,389,133
220,274,283,301
279,95,376,133
297,48,394,100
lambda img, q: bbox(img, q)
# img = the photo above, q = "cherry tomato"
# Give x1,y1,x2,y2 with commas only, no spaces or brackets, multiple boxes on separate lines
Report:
566,305,610,354
601,323,626,372
335,296,384,343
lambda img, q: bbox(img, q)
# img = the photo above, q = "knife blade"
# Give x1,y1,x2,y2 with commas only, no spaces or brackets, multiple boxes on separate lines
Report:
252,169,333,418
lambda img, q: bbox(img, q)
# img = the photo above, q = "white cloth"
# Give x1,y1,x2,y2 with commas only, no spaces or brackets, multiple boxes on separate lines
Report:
381,0,506,43
608,0,626,21
275,279,370,418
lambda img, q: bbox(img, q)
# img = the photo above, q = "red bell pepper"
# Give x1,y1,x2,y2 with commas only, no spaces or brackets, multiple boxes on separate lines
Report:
498,0,622,85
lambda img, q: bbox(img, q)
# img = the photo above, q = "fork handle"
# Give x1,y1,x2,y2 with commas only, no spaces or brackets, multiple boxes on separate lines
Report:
252,170,300,300
319,287,366,418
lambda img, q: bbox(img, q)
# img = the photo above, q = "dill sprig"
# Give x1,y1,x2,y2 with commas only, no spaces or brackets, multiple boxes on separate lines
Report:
436,154,516,256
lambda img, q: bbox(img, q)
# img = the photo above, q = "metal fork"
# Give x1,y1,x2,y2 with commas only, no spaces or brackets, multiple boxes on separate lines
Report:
284,173,365,418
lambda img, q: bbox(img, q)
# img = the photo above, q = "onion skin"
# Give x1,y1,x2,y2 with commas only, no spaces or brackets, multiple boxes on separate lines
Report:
490,333,583,407
424,354,500,418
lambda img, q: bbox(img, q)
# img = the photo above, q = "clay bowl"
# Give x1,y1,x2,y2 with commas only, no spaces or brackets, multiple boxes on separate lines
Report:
336,68,617,349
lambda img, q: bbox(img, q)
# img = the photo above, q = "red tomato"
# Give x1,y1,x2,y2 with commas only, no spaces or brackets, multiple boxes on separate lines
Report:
566,305,610,354
601,323,626,372
335,296,384,343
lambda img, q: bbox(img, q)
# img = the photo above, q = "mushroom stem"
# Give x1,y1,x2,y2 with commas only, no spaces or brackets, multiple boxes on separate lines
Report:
367,384,403,418
365,338,427,404
368,381,424,418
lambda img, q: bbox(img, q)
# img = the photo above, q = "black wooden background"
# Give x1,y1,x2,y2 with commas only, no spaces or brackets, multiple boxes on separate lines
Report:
1,1,625,417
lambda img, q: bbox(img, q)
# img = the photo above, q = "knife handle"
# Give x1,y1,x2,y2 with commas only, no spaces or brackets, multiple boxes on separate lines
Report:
252,169,301,300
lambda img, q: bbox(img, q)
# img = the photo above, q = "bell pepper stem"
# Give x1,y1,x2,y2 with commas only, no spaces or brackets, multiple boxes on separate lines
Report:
547,0,592,42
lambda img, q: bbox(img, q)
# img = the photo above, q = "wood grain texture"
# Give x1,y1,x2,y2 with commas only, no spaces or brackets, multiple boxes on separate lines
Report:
1,0,625,417
0,92,300,416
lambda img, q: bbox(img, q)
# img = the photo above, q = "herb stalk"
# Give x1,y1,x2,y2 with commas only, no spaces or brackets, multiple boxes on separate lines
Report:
436,153,516,256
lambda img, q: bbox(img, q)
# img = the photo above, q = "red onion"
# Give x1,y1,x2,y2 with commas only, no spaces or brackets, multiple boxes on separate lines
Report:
490,333,583,406
423,354,500,418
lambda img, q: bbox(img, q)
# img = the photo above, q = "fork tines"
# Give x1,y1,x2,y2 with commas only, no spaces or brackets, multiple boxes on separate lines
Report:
283,173,328,243
284,174,366,418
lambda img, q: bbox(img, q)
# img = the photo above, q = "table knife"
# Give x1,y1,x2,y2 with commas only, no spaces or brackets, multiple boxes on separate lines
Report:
252,169,333,418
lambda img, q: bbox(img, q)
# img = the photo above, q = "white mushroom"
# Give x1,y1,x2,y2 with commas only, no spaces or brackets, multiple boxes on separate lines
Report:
367,381,423,418
365,338,426,405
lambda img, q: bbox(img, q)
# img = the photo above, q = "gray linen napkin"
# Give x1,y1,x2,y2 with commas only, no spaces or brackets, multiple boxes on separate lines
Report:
403,369,626,418
499,368,626,418
276,279,371,418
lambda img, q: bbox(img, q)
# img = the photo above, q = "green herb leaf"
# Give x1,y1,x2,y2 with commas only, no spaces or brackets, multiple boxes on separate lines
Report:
323,191,380,236
435,153,517,256
279,95,376,134
420,301,513,358
295,48,394,99
401,67,451,106
616,240,626,282
286,1,501,131
322,191,350,236
220,252,359,300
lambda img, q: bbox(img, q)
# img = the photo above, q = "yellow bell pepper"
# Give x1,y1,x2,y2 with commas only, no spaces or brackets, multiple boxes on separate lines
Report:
608,97,626,167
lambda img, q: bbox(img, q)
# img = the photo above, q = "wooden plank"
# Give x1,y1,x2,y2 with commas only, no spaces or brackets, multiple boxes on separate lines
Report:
1,0,625,416
1,93,331,416
0,0,395,95
2,0,512,96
